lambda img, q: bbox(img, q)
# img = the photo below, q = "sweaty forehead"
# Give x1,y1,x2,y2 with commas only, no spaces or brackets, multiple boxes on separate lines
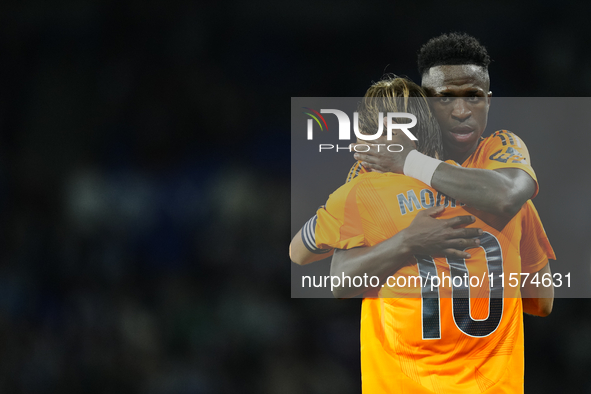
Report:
421,64,490,93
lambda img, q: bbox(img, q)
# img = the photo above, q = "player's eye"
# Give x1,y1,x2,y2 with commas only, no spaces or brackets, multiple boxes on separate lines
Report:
437,96,451,103
467,95,484,103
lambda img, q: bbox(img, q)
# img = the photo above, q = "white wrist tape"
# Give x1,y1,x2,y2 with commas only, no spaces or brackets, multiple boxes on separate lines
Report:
403,150,443,187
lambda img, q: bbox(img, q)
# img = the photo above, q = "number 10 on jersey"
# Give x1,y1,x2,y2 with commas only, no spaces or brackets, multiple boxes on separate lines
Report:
417,232,504,340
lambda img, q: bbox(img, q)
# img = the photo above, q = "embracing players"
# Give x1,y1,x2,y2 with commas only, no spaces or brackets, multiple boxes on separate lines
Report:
290,33,555,393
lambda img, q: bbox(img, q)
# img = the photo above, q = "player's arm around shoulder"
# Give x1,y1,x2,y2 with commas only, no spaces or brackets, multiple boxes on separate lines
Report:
354,131,537,218
431,164,536,218
434,131,537,218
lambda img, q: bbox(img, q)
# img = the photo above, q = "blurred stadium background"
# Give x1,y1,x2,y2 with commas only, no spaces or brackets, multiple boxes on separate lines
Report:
0,1,590,393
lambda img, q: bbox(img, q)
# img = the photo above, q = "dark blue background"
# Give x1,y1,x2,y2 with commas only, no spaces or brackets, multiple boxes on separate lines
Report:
0,1,589,393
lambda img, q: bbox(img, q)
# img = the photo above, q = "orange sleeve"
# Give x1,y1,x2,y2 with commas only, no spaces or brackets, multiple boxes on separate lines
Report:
315,181,367,250
311,162,369,250
520,200,556,273
478,130,539,198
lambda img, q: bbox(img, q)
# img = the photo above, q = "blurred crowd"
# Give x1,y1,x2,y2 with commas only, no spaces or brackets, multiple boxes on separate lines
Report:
0,1,590,393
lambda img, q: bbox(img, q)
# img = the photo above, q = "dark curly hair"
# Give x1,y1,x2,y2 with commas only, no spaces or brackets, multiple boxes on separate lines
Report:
417,32,490,76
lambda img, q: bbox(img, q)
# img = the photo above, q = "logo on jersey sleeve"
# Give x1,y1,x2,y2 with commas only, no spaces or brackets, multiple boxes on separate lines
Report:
489,147,527,164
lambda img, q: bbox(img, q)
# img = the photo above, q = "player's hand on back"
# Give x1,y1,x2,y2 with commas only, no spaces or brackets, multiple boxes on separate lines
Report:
399,205,483,259
351,133,415,173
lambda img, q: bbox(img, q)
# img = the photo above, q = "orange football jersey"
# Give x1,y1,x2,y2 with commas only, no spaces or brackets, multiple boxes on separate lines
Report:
314,132,554,393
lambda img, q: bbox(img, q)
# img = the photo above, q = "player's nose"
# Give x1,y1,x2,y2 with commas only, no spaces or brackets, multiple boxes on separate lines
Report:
451,99,472,121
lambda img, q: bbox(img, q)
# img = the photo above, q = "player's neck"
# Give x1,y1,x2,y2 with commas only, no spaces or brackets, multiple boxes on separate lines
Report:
445,146,477,165
445,138,483,164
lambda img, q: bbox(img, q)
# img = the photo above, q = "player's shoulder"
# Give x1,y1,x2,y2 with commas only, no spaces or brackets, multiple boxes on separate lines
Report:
483,129,528,149
346,171,417,190
331,171,381,199
328,172,406,207
467,130,531,166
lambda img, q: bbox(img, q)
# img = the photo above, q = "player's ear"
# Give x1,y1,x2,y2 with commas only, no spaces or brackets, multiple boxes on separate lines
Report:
487,91,492,107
